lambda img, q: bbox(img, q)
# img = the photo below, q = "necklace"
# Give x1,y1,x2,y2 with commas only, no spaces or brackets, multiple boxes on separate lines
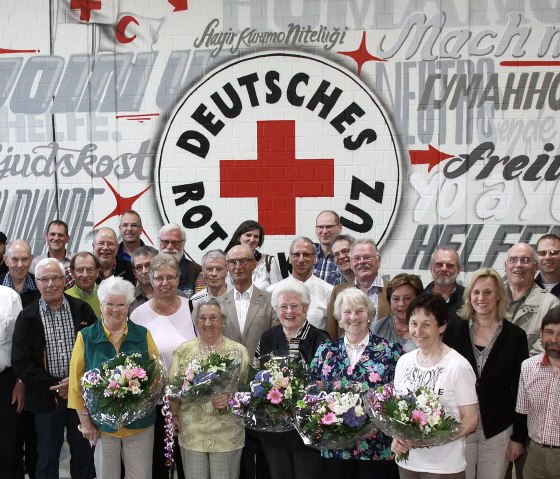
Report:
417,345,446,367
150,296,180,316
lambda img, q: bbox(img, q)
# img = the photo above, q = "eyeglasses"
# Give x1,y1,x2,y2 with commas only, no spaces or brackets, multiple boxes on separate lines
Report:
152,275,178,283
73,267,98,274
537,249,560,257
333,248,350,259
133,262,151,272
351,255,379,262
159,239,184,247
227,258,253,266
36,275,65,284
289,252,315,259
315,224,340,231
120,223,141,229
506,257,534,265
197,315,222,323
95,241,117,248
278,303,303,312
103,302,128,310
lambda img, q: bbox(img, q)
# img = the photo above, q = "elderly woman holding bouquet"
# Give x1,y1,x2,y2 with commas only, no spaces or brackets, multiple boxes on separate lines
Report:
253,280,330,479
68,276,160,479
447,269,528,479
309,287,403,479
391,293,479,479
169,297,250,479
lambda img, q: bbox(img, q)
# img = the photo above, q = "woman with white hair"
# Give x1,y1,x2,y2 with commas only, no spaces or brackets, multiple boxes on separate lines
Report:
68,276,159,479
254,280,330,479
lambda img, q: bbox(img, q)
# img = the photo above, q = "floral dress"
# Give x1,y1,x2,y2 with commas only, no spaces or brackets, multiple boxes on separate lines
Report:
309,332,403,460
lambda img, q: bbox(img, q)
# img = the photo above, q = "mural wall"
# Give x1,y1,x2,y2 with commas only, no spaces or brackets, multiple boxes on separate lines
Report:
1,0,559,284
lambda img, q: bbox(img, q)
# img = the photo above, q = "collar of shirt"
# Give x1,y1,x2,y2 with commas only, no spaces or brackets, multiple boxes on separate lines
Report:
354,274,384,292
39,295,70,314
2,273,38,293
102,319,129,346
315,243,333,260
234,285,253,301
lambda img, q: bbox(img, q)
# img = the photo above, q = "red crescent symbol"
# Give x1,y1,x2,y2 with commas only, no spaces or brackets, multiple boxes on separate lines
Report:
116,15,139,44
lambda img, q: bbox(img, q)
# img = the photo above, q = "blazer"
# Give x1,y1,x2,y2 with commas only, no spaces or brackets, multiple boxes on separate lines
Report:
326,279,390,339
448,319,529,442
218,285,279,359
11,294,97,412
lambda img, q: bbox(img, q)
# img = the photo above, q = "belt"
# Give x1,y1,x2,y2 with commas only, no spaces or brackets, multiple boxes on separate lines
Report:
534,441,560,449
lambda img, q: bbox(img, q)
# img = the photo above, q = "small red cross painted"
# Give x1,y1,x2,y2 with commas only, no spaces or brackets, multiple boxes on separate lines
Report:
220,120,334,235
70,0,102,22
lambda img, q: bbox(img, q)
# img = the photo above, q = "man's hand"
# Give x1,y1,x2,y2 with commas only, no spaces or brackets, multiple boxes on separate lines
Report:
12,380,25,413
49,377,69,400
506,440,524,461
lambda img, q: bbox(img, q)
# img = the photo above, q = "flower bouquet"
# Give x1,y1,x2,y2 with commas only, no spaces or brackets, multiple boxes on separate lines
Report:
294,383,374,449
363,383,462,461
228,353,307,432
81,352,165,430
166,348,242,403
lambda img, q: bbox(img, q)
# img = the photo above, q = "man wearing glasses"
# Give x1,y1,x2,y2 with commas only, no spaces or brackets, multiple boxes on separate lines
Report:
313,211,343,285
504,242,559,356
326,238,390,339
330,234,356,285
158,223,203,298
268,237,333,331
12,258,96,479
117,210,145,265
92,227,135,285
535,234,560,299
66,252,102,317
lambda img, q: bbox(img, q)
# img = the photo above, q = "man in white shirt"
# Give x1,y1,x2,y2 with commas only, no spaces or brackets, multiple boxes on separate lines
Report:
268,237,333,332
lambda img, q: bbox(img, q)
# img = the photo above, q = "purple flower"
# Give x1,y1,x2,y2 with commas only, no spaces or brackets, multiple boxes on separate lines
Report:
251,383,265,397
343,407,367,428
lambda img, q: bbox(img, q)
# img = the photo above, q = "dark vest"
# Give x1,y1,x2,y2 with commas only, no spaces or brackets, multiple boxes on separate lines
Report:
82,320,156,433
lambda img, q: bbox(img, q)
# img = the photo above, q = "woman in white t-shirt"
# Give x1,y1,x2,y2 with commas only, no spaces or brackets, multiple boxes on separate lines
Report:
391,293,478,479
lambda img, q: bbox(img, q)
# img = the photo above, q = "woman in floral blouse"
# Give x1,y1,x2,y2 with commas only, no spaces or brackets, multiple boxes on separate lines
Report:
309,288,403,479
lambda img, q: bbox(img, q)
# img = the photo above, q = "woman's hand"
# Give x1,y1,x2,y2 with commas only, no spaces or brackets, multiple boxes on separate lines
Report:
77,414,100,445
506,440,524,461
172,415,182,436
391,437,410,455
212,393,228,410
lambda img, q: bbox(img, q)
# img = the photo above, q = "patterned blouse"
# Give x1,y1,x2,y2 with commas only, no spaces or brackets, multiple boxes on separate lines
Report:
309,332,403,461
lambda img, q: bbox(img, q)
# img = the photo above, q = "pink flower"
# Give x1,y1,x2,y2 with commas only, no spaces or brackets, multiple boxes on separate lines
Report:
267,388,283,404
322,365,332,375
326,352,333,359
108,381,120,389
321,412,337,425
184,369,195,382
133,367,147,379
368,372,381,383
411,410,428,426
346,365,354,374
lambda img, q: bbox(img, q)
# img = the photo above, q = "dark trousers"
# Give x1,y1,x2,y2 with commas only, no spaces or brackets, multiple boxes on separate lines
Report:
34,399,93,479
0,368,21,478
153,404,185,479
262,443,325,479
323,457,399,479
240,432,270,479
17,409,38,479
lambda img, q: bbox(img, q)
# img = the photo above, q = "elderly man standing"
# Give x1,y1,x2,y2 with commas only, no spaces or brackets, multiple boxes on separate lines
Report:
129,246,158,312
268,237,333,331
505,242,559,355
313,211,343,285
1,240,40,308
117,210,145,265
65,252,102,318
326,238,390,339
93,227,135,284
535,234,560,299
11,258,96,479
424,247,465,343
330,234,356,285
158,223,203,298
190,249,230,310
30,220,73,274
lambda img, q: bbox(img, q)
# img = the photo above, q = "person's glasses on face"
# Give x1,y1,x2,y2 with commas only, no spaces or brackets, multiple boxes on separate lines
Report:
536,249,560,257
152,274,178,283
289,252,314,259
104,302,128,310
36,275,65,284
96,241,117,249
315,224,340,231
197,315,221,324
73,267,97,275
278,303,302,312
506,256,534,265
226,258,253,266
159,239,184,248
133,262,151,272
351,254,379,263
333,248,350,259
120,223,141,229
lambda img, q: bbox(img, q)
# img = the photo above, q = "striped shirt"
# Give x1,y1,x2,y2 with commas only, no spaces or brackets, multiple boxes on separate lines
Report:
39,296,76,379
516,353,560,447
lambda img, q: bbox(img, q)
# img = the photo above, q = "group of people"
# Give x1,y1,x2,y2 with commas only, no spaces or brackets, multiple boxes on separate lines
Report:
0,209,558,479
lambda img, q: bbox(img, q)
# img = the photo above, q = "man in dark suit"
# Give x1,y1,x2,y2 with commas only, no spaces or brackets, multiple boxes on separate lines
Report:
12,258,97,479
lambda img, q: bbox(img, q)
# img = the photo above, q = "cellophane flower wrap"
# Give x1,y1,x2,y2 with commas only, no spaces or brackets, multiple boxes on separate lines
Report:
294,382,374,450
363,383,462,462
165,348,242,403
81,352,165,430
228,354,307,432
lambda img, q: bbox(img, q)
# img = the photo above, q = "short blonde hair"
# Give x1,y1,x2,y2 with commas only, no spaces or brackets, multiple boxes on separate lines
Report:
459,268,510,321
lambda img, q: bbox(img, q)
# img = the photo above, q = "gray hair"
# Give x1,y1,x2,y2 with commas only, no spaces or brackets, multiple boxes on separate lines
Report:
271,280,311,310
35,257,65,277
330,234,356,250
158,223,186,240
149,253,180,278
5,239,32,259
131,246,158,266
350,238,378,255
430,246,460,267
333,288,375,324
98,276,136,305
289,236,315,251
506,242,538,262
202,249,227,266
192,297,226,329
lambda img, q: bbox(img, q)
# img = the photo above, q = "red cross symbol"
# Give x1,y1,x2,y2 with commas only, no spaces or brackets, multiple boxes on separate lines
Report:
220,120,334,235
70,0,102,22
